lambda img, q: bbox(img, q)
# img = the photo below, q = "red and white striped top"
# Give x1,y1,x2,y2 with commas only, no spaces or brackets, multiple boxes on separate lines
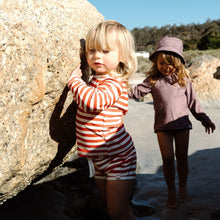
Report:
68,74,134,158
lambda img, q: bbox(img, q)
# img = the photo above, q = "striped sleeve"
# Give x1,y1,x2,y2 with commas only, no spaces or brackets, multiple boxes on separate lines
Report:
68,75,123,112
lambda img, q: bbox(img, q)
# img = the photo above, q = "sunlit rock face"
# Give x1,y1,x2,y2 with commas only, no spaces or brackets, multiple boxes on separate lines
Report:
188,55,220,108
0,0,103,204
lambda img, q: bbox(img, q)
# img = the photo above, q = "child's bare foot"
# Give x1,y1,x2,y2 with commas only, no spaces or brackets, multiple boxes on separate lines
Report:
166,190,177,208
178,187,190,203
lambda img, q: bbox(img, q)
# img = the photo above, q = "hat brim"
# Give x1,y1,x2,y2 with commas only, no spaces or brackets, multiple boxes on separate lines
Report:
149,49,185,64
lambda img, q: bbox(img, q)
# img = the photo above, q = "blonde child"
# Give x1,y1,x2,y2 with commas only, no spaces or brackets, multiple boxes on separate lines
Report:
68,20,137,220
129,37,216,208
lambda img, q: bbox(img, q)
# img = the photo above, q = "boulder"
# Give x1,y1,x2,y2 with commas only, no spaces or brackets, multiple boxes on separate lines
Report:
214,66,220,79
0,0,103,204
188,55,220,108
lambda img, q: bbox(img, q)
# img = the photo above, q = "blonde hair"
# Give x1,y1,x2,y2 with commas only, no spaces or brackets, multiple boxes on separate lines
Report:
148,52,189,87
85,20,137,84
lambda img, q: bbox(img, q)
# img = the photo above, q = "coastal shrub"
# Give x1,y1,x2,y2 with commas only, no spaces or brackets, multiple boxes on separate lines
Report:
198,32,220,50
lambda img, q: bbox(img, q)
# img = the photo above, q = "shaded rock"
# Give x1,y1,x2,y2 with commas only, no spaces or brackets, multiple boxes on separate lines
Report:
188,55,220,108
213,66,220,79
0,157,98,220
211,209,220,220
0,0,103,204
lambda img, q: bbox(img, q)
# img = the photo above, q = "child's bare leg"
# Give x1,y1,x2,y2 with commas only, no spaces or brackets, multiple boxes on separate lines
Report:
167,189,177,208
95,178,107,202
106,179,136,220
174,130,190,202
157,131,177,208
178,187,190,203
95,179,108,212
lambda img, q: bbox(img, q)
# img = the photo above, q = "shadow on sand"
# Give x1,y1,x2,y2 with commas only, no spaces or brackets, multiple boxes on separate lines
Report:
0,148,219,220
133,147,220,220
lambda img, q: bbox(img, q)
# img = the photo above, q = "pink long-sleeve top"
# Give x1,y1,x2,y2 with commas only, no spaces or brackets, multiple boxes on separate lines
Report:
128,74,211,132
68,74,135,158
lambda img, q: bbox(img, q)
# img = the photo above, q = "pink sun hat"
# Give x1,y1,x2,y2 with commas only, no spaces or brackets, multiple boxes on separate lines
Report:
149,37,185,64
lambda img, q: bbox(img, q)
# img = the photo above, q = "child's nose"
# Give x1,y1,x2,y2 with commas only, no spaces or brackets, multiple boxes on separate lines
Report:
94,51,102,58
165,64,171,70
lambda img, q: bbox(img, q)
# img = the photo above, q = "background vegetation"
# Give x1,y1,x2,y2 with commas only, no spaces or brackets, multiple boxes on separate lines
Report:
132,19,220,52
132,19,220,73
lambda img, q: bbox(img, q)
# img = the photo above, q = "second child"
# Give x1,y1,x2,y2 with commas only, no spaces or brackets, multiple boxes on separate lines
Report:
129,37,216,208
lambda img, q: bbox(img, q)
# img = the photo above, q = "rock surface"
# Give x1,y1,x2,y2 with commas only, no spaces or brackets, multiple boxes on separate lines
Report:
0,0,103,204
188,55,220,108
132,55,220,108
214,66,220,79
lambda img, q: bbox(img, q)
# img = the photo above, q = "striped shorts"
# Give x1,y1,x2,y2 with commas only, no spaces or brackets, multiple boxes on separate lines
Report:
91,145,137,180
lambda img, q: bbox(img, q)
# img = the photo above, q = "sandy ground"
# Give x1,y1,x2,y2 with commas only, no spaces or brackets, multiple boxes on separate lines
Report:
124,98,220,220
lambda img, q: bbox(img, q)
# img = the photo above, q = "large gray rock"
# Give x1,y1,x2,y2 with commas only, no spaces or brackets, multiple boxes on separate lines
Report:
188,55,220,108
0,0,103,204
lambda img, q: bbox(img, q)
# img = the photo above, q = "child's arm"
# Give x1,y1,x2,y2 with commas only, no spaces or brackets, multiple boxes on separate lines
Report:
69,63,82,78
128,77,152,99
68,66,123,112
186,79,216,134
203,120,216,134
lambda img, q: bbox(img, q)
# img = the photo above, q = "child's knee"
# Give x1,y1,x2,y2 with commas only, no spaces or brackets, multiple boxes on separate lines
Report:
163,158,174,167
176,156,188,164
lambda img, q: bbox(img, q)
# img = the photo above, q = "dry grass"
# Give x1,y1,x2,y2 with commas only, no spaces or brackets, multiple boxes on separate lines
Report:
183,48,220,65
137,49,220,73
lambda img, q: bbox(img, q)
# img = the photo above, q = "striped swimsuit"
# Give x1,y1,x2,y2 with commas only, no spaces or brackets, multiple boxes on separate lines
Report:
68,74,136,180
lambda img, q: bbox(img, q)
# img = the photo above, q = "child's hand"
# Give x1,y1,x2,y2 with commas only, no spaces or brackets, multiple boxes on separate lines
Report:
70,63,82,77
205,121,216,134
